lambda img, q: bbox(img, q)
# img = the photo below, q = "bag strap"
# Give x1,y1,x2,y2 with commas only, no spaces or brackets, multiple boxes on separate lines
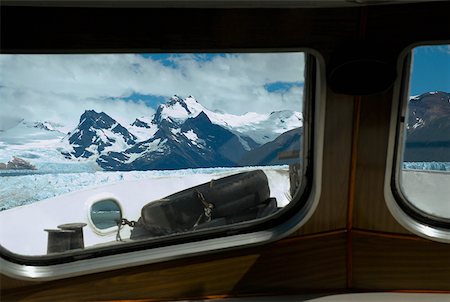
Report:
193,189,215,228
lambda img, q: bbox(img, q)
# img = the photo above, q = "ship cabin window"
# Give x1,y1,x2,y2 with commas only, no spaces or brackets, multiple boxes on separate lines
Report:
389,43,450,241
0,51,321,278
90,197,123,232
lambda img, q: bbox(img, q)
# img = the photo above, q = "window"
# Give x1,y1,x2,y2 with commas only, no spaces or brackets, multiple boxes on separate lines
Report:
89,196,123,232
387,44,450,241
0,52,322,278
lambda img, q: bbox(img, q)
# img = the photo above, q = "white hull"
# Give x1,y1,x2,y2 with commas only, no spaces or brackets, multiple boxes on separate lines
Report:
0,167,290,255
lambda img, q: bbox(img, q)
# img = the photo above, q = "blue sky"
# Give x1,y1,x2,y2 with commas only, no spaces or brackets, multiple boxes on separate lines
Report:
410,45,450,96
111,92,167,109
140,53,226,68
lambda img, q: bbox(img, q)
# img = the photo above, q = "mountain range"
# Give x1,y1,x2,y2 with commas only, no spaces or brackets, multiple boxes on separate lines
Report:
3,91,446,172
404,91,450,162
62,95,303,171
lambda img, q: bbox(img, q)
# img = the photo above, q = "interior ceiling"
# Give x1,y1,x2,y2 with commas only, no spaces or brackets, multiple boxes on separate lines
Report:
0,0,446,8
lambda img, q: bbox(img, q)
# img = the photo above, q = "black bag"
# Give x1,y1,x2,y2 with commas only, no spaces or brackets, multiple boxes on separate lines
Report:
130,170,277,239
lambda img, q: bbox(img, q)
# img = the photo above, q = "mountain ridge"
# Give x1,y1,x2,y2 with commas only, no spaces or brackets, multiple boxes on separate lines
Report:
61,95,303,170
405,91,450,162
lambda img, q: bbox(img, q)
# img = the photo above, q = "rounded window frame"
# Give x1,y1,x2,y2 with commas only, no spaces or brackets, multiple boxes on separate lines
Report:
86,193,124,236
384,41,450,243
0,50,325,281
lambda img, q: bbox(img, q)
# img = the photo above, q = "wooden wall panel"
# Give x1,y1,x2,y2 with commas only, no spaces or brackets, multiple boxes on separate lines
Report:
233,232,347,294
353,90,409,234
4,231,449,301
295,90,353,235
0,7,359,53
2,255,259,301
1,233,346,301
352,232,450,290
366,2,450,50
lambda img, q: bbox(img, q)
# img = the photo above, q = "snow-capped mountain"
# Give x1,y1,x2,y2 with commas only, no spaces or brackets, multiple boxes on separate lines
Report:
98,111,255,170
239,127,302,166
408,91,450,130
0,119,68,164
58,95,302,170
62,110,137,159
136,95,303,145
0,118,103,174
32,121,64,133
405,91,450,162
3,119,65,135
1,95,303,172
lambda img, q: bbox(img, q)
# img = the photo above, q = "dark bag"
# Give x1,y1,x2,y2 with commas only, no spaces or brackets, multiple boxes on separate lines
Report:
130,170,277,239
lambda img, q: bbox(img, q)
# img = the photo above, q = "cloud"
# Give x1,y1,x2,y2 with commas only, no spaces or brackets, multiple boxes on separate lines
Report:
0,53,304,129
432,45,450,54
0,87,156,131
414,44,450,55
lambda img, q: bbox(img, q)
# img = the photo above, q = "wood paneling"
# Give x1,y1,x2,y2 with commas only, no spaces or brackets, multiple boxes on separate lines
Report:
352,231,450,290
366,2,450,49
1,233,346,301
4,231,449,301
233,232,347,294
295,91,354,235
353,91,410,234
0,7,359,53
2,254,259,301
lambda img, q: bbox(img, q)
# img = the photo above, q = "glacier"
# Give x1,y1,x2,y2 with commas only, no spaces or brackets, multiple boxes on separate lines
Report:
1,161,448,211
403,162,450,171
0,165,291,211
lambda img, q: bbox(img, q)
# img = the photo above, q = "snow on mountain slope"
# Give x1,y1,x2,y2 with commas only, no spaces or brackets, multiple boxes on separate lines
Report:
0,119,68,164
129,117,158,141
63,110,137,159
1,95,303,172
96,96,303,169
137,95,302,144
97,111,252,171
405,91,450,162
234,110,303,144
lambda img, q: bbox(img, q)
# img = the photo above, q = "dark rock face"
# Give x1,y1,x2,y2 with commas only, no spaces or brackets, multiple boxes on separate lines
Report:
180,111,252,164
66,110,137,159
239,128,302,166
131,118,151,128
97,111,251,171
404,91,450,162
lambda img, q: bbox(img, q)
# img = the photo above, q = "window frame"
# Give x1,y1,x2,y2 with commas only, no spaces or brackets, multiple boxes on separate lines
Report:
384,41,450,243
87,193,124,235
0,50,325,281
